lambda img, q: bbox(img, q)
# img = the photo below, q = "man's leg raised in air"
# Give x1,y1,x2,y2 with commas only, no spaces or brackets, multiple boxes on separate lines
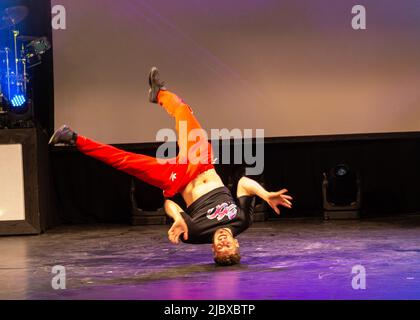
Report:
149,67,214,169
49,125,177,194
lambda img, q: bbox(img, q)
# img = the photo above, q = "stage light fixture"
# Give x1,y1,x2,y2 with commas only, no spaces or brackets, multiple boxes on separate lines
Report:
11,94,27,107
4,96,34,128
322,163,361,220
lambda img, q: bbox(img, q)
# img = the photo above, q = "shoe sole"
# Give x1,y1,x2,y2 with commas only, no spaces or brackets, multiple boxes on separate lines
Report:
149,67,158,88
49,125,67,145
149,67,160,103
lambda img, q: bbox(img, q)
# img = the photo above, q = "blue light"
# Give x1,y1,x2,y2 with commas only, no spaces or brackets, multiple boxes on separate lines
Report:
11,95,27,107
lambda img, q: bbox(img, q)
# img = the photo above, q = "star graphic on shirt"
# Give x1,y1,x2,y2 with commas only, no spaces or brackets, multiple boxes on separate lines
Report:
170,172,177,182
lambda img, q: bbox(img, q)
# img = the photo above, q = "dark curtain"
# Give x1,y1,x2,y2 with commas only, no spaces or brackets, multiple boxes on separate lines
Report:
50,136,420,224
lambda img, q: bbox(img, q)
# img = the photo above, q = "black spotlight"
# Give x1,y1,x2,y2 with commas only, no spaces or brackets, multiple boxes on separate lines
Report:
322,163,361,220
4,96,34,128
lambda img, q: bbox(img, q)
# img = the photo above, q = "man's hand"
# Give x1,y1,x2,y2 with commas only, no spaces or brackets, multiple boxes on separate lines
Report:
264,189,293,215
168,217,189,244
237,177,293,215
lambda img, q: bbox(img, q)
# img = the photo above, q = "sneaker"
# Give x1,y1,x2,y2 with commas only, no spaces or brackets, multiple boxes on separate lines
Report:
148,67,166,103
49,125,77,146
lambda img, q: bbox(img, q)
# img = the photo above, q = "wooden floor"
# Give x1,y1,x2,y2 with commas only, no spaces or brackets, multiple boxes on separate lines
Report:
1,216,420,300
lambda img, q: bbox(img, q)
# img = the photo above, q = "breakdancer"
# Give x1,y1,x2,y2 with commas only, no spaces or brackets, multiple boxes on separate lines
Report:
49,67,293,266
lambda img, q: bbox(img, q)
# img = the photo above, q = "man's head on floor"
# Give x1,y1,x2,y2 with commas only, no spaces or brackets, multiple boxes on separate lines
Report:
212,228,241,266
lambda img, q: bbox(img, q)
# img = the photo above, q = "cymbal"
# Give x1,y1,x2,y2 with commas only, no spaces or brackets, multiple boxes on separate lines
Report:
17,35,40,42
0,6,29,30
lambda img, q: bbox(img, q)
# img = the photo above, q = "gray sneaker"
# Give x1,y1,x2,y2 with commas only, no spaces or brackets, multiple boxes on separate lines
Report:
49,125,78,146
148,67,166,103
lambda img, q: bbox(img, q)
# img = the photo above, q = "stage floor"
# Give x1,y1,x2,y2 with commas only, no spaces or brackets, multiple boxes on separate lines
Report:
1,216,420,300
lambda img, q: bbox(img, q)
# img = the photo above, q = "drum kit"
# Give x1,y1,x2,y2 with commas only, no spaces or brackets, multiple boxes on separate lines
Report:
0,5,51,122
